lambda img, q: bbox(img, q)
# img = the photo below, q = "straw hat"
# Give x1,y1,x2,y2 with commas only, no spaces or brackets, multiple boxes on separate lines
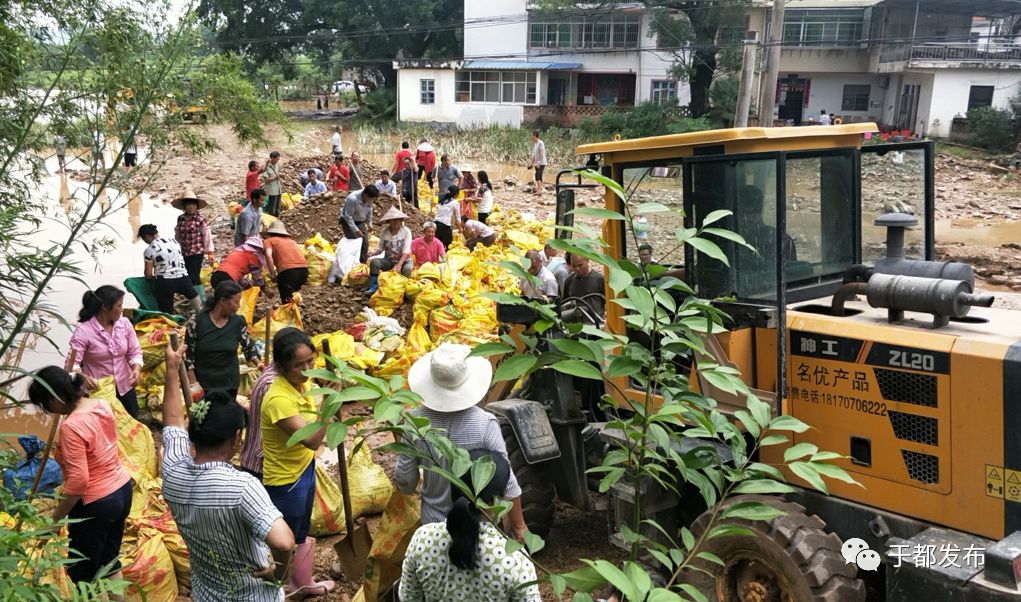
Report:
380,206,409,222
171,190,209,210
265,220,291,237
408,344,493,413
460,165,476,173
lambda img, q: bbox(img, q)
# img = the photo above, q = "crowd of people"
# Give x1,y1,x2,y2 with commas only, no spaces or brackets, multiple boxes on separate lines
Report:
29,125,589,601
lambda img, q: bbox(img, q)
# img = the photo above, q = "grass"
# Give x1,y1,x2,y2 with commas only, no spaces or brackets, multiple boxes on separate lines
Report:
936,141,1000,161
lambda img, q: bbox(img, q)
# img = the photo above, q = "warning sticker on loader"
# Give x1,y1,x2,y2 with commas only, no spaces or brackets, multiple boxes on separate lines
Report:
986,464,1004,499
1006,469,1021,503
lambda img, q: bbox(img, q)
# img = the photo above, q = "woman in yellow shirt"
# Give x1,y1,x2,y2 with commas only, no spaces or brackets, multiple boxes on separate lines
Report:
260,327,336,598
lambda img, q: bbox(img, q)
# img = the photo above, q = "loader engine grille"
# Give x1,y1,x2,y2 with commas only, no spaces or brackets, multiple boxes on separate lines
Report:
901,450,939,484
874,368,937,407
888,411,938,445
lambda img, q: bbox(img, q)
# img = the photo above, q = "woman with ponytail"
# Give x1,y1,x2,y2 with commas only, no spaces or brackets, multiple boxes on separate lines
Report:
66,285,143,417
29,366,131,594
399,450,541,601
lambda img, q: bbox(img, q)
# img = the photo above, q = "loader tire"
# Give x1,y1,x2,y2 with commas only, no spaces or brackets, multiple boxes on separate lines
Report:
687,495,865,602
501,422,556,539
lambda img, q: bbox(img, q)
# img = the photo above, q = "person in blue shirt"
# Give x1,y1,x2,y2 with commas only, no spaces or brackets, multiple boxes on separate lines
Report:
303,169,327,199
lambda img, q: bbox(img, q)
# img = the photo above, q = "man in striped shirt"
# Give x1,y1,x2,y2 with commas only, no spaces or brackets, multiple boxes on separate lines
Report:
395,343,528,537
161,342,294,601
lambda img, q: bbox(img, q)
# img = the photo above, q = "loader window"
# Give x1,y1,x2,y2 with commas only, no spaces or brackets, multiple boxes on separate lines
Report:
784,151,856,286
688,157,781,302
861,146,928,262
620,164,685,268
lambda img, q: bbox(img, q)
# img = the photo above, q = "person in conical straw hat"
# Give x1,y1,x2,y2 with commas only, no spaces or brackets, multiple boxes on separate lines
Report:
263,221,309,304
172,190,215,288
395,343,530,538
366,206,413,294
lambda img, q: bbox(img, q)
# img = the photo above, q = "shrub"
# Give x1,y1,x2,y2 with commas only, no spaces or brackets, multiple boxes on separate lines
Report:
354,87,396,124
581,102,714,140
966,106,1016,151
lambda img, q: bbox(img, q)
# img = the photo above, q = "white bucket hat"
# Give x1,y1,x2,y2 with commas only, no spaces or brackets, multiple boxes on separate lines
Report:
408,343,493,412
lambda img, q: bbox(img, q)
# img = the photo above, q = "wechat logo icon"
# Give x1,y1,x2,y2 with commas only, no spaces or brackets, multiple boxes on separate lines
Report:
842,538,881,572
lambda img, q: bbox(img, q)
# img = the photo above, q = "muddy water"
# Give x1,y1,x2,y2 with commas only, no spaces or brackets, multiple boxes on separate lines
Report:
0,149,178,426
937,218,1021,247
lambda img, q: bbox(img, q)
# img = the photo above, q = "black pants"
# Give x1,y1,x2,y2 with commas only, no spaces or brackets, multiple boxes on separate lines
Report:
418,166,433,188
67,479,132,583
266,194,281,217
210,270,234,290
117,387,139,418
435,222,453,250
124,153,137,167
477,212,490,224
184,254,204,286
154,275,198,315
342,221,369,263
277,267,309,303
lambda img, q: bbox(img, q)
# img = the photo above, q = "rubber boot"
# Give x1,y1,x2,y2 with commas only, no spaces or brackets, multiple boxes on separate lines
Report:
287,537,335,599
365,274,379,295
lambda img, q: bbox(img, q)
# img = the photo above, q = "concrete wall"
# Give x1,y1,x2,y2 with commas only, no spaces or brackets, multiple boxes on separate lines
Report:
464,0,528,60
780,48,871,73
924,69,1021,136
396,68,526,127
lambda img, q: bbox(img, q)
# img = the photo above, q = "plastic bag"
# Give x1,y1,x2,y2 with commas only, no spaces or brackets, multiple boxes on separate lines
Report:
343,263,370,287
328,237,364,283
368,272,407,317
351,490,421,602
505,229,542,251
259,212,276,230
412,262,441,282
200,265,214,286
250,301,305,344
348,440,393,519
310,461,347,537
358,307,407,336
304,233,335,255
412,287,451,324
238,286,260,326
429,305,462,340
2,436,63,500
93,378,159,484
406,322,433,355
135,317,181,371
121,526,179,602
305,250,334,287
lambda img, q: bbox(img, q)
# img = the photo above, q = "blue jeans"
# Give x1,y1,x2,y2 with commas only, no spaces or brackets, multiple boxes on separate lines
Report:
264,460,316,542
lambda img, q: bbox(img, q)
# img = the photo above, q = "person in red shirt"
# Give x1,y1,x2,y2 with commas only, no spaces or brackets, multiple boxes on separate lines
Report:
415,138,437,189
391,140,413,175
211,236,266,289
327,154,350,192
245,160,260,202
410,221,446,267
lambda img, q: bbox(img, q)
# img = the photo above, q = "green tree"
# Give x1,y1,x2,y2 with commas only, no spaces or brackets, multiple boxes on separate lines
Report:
197,0,464,85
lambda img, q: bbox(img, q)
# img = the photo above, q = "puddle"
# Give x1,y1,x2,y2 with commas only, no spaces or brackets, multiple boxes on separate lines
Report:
936,218,1021,247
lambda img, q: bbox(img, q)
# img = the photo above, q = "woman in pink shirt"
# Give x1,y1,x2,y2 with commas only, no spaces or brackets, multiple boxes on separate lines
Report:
66,286,143,417
410,221,446,267
29,366,132,591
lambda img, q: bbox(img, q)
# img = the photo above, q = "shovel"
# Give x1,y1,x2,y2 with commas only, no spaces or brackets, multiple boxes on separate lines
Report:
321,339,373,579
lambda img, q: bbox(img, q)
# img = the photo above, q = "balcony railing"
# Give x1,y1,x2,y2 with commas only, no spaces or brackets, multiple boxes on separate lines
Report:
879,42,1021,65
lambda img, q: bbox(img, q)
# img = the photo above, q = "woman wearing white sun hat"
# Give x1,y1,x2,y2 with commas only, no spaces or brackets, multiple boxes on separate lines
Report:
395,343,529,539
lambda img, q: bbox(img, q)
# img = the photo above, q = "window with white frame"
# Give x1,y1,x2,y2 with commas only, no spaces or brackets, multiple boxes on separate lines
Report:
841,84,871,111
455,71,537,104
651,80,677,105
420,79,435,104
529,13,640,50
781,9,864,47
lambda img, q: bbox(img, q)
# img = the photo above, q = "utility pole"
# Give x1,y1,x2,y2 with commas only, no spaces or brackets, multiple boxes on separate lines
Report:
758,0,786,126
735,32,758,127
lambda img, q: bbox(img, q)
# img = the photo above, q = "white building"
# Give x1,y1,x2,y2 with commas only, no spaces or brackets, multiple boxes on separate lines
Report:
395,0,1021,136
751,0,1021,137
396,1,683,127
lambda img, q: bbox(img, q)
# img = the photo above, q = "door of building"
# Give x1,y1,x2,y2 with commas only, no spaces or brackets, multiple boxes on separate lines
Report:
897,84,920,131
548,78,566,106
778,77,808,125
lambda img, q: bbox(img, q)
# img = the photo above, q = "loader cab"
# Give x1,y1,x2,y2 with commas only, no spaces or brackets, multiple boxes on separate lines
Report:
560,124,935,412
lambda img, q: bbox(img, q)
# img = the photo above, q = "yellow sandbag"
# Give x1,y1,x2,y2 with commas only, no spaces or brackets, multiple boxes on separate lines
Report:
348,439,393,519
134,317,180,371
237,363,260,398
310,461,347,537
372,354,414,379
238,285,260,326
311,331,356,368
505,229,542,251
406,322,433,355
303,233,335,255
305,249,333,287
404,278,424,301
200,265,214,286
429,306,462,341
412,286,451,324
121,527,178,602
412,262,442,282
351,490,421,602
369,272,407,317
343,263,370,287
251,301,305,343
94,378,158,483
259,212,276,230
350,342,385,370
